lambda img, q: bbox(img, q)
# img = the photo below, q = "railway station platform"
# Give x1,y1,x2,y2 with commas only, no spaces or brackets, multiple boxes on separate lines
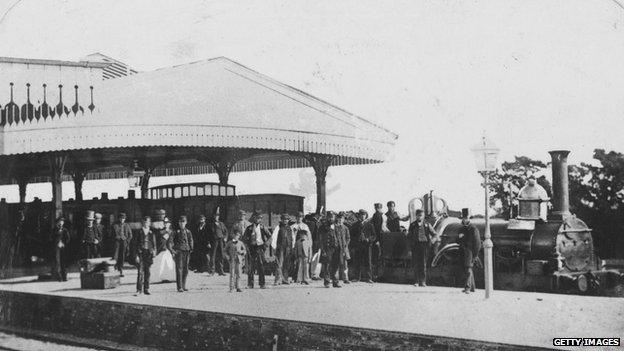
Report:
0,271,622,351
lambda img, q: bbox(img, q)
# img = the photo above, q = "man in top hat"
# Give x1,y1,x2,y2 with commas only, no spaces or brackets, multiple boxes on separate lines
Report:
230,210,250,240
407,209,437,287
169,215,194,292
112,212,132,276
81,211,101,259
51,216,70,281
131,216,157,295
457,208,482,294
272,214,294,285
208,207,228,276
193,214,211,273
242,211,271,289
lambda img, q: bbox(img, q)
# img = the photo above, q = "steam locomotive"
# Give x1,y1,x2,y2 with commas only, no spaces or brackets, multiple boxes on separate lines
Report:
380,150,624,296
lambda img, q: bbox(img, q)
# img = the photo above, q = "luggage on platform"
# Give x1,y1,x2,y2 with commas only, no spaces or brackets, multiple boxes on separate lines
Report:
79,257,120,289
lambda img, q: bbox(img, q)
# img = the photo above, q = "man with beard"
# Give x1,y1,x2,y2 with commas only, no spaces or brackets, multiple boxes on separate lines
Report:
272,214,293,285
208,208,228,276
242,212,271,289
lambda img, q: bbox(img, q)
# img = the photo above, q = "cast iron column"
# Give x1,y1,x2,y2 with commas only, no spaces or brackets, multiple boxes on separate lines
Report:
49,153,67,222
71,169,87,202
15,173,29,204
306,154,334,214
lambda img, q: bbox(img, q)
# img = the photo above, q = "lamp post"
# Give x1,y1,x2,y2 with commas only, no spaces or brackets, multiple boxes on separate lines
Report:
470,135,500,299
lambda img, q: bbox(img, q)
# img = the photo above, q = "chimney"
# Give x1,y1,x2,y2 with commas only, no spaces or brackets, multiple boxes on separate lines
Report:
548,150,571,219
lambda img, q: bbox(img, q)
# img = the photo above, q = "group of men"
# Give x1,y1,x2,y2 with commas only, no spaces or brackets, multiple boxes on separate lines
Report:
50,200,482,295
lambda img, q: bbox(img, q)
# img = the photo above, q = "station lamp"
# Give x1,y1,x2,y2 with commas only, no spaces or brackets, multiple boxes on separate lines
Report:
127,160,145,189
470,135,500,299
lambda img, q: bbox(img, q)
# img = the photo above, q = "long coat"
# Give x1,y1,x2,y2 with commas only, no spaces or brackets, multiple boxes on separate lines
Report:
274,224,293,256
457,224,481,268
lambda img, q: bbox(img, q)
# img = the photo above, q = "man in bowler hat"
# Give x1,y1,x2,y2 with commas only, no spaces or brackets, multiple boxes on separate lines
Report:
208,207,228,276
407,209,437,287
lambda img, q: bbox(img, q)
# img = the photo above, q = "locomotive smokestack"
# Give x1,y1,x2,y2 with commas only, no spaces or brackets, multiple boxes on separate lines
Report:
549,150,571,218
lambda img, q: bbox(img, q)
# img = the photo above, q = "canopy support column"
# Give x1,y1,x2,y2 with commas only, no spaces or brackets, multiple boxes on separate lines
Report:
306,154,334,214
140,170,152,199
49,154,67,222
15,173,29,204
71,169,87,202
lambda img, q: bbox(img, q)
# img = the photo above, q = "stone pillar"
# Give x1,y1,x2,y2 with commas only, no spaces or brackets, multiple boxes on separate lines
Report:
71,169,87,202
306,154,334,214
49,154,67,222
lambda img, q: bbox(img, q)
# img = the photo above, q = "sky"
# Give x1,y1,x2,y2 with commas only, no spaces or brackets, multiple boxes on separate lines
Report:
1,0,623,214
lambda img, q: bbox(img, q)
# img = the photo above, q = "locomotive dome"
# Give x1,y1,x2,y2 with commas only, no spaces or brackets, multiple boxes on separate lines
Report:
517,178,549,200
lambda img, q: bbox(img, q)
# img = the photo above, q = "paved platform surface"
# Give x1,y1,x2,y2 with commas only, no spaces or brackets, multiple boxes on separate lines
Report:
0,271,622,350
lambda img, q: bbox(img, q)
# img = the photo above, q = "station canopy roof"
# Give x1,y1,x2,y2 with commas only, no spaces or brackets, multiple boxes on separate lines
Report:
0,55,397,184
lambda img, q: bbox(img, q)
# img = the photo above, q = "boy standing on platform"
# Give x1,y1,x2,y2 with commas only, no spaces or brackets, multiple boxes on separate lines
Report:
295,230,312,284
170,215,194,292
112,212,132,277
224,231,246,292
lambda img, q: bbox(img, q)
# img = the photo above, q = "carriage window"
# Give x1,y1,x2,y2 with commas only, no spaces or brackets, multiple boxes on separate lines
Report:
227,187,235,196
174,187,181,198
197,186,204,196
190,186,197,197
167,188,173,198
182,187,189,197
219,186,226,196
212,185,219,196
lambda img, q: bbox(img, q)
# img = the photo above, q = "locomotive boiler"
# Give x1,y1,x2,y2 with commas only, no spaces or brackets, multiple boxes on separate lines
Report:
381,150,624,296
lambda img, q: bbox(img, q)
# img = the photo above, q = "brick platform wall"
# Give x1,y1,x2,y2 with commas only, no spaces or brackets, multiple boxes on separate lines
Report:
0,291,553,351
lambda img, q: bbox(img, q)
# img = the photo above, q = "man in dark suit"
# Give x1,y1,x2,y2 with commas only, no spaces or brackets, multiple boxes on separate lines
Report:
407,209,437,287
370,203,384,280
242,212,271,289
457,208,481,294
193,215,210,273
321,211,347,288
132,216,157,295
272,214,293,285
81,211,101,259
51,217,70,282
208,208,228,276
169,215,194,292
111,212,132,277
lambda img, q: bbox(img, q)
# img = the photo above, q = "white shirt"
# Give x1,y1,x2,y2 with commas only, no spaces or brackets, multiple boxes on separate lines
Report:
253,224,264,246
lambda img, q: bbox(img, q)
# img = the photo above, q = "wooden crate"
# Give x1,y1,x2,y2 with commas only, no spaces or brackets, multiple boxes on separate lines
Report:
80,271,120,289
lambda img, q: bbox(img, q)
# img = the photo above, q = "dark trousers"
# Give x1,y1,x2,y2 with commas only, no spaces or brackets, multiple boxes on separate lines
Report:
371,242,381,279
274,250,291,284
324,250,345,285
210,239,225,274
85,243,100,259
194,249,210,273
53,247,67,281
136,250,153,293
411,241,428,285
464,267,475,292
174,251,190,290
354,243,373,281
113,240,127,273
247,245,266,287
